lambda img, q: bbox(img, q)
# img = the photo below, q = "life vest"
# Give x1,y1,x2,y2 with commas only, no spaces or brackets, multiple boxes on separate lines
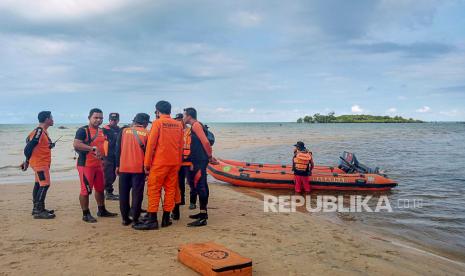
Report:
294,151,312,171
183,127,192,162
76,125,106,167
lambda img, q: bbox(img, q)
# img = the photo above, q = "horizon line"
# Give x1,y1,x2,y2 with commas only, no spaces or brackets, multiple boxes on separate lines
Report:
1,121,464,125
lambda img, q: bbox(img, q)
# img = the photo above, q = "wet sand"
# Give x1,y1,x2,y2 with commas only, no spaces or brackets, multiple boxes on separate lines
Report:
0,180,464,275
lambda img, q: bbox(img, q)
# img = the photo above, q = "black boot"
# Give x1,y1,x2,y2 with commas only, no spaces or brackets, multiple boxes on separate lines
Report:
31,183,54,215
189,212,208,219
31,182,39,215
32,205,54,215
34,186,55,219
41,185,54,215
171,204,180,220
187,212,207,227
97,205,118,217
140,212,150,222
34,203,56,219
161,211,172,227
133,212,158,230
82,210,97,223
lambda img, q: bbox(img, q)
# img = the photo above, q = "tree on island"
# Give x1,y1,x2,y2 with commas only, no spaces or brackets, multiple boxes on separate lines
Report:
296,112,423,123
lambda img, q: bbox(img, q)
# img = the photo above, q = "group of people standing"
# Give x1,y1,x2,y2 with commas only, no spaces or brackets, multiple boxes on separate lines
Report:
21,100,216,230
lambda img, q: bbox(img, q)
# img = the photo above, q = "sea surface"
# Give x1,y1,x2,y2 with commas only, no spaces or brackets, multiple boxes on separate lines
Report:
1,122,464,262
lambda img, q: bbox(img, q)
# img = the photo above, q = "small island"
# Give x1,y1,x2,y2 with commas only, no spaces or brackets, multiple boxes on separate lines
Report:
297,112,423,123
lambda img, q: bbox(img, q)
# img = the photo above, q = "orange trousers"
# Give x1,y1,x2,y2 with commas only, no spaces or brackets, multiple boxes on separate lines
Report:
32,166,51,187
147,165,180,212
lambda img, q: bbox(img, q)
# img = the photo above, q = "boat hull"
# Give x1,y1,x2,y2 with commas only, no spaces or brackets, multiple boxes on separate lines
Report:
208,161,397,191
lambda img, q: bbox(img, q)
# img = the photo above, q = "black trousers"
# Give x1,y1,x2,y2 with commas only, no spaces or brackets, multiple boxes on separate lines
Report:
190,160,209,211
104,157,117,193
179,165,195,205
119,173,145,222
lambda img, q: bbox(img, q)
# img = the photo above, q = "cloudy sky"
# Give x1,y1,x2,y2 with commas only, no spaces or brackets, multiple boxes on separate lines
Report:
1,0,465,123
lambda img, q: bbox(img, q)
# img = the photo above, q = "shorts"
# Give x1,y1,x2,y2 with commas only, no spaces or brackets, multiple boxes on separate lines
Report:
32,166,51,187
77,166,104,196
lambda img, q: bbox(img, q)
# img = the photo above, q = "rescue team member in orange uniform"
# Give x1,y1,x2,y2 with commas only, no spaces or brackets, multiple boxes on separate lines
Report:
102,112,120,200
171,113,193,220
73,108,118,223
183,108,218,227
134,101,183,230
292,141,314,193
21,111,56,219
115,113,150,227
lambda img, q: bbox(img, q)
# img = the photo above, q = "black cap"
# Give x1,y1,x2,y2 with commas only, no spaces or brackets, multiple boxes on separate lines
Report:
294,141,306,150
133,113,150,125
174,113,183,120
109,113,119,120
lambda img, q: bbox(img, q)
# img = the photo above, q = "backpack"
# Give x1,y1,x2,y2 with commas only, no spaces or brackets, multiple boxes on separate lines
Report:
195,122,215,146
203,124,215,146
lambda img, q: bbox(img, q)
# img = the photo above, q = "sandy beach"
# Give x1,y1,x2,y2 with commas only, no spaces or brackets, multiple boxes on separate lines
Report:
1,180,464,276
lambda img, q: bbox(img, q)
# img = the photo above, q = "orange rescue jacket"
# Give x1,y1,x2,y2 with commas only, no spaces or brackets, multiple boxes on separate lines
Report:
116,126,149,173
26,127,52,168
144,114,183,168
293,151,312,172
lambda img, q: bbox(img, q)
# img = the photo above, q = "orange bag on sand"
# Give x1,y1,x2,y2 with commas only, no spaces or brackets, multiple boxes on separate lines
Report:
178,242,253,276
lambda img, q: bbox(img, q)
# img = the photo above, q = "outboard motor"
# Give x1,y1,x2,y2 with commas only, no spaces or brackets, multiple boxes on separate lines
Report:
338,151,380,174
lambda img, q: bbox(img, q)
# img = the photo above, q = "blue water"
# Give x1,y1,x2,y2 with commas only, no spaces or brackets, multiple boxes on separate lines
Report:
212,122,465,262
1,122,464,261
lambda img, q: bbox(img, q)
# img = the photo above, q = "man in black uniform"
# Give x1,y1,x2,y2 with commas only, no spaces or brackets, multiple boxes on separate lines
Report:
103,112,120,200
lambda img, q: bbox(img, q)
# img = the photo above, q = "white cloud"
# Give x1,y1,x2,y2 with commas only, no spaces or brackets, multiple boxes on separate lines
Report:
230,11,262,27
386,107,397,114
171,43,211,56
397,95,407,100
0,0,137,21
248,108,255,113
215,107,231,113
439,109,461,117
1,35,73,56
42,65,72,75
51,82,88,93
351,105,364,114
386,52,465,82
416,106,431,113
189,53,245,78
111,66,149,73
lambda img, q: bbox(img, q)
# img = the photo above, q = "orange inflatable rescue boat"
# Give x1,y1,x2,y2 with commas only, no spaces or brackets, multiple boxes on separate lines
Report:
208,152,397,191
